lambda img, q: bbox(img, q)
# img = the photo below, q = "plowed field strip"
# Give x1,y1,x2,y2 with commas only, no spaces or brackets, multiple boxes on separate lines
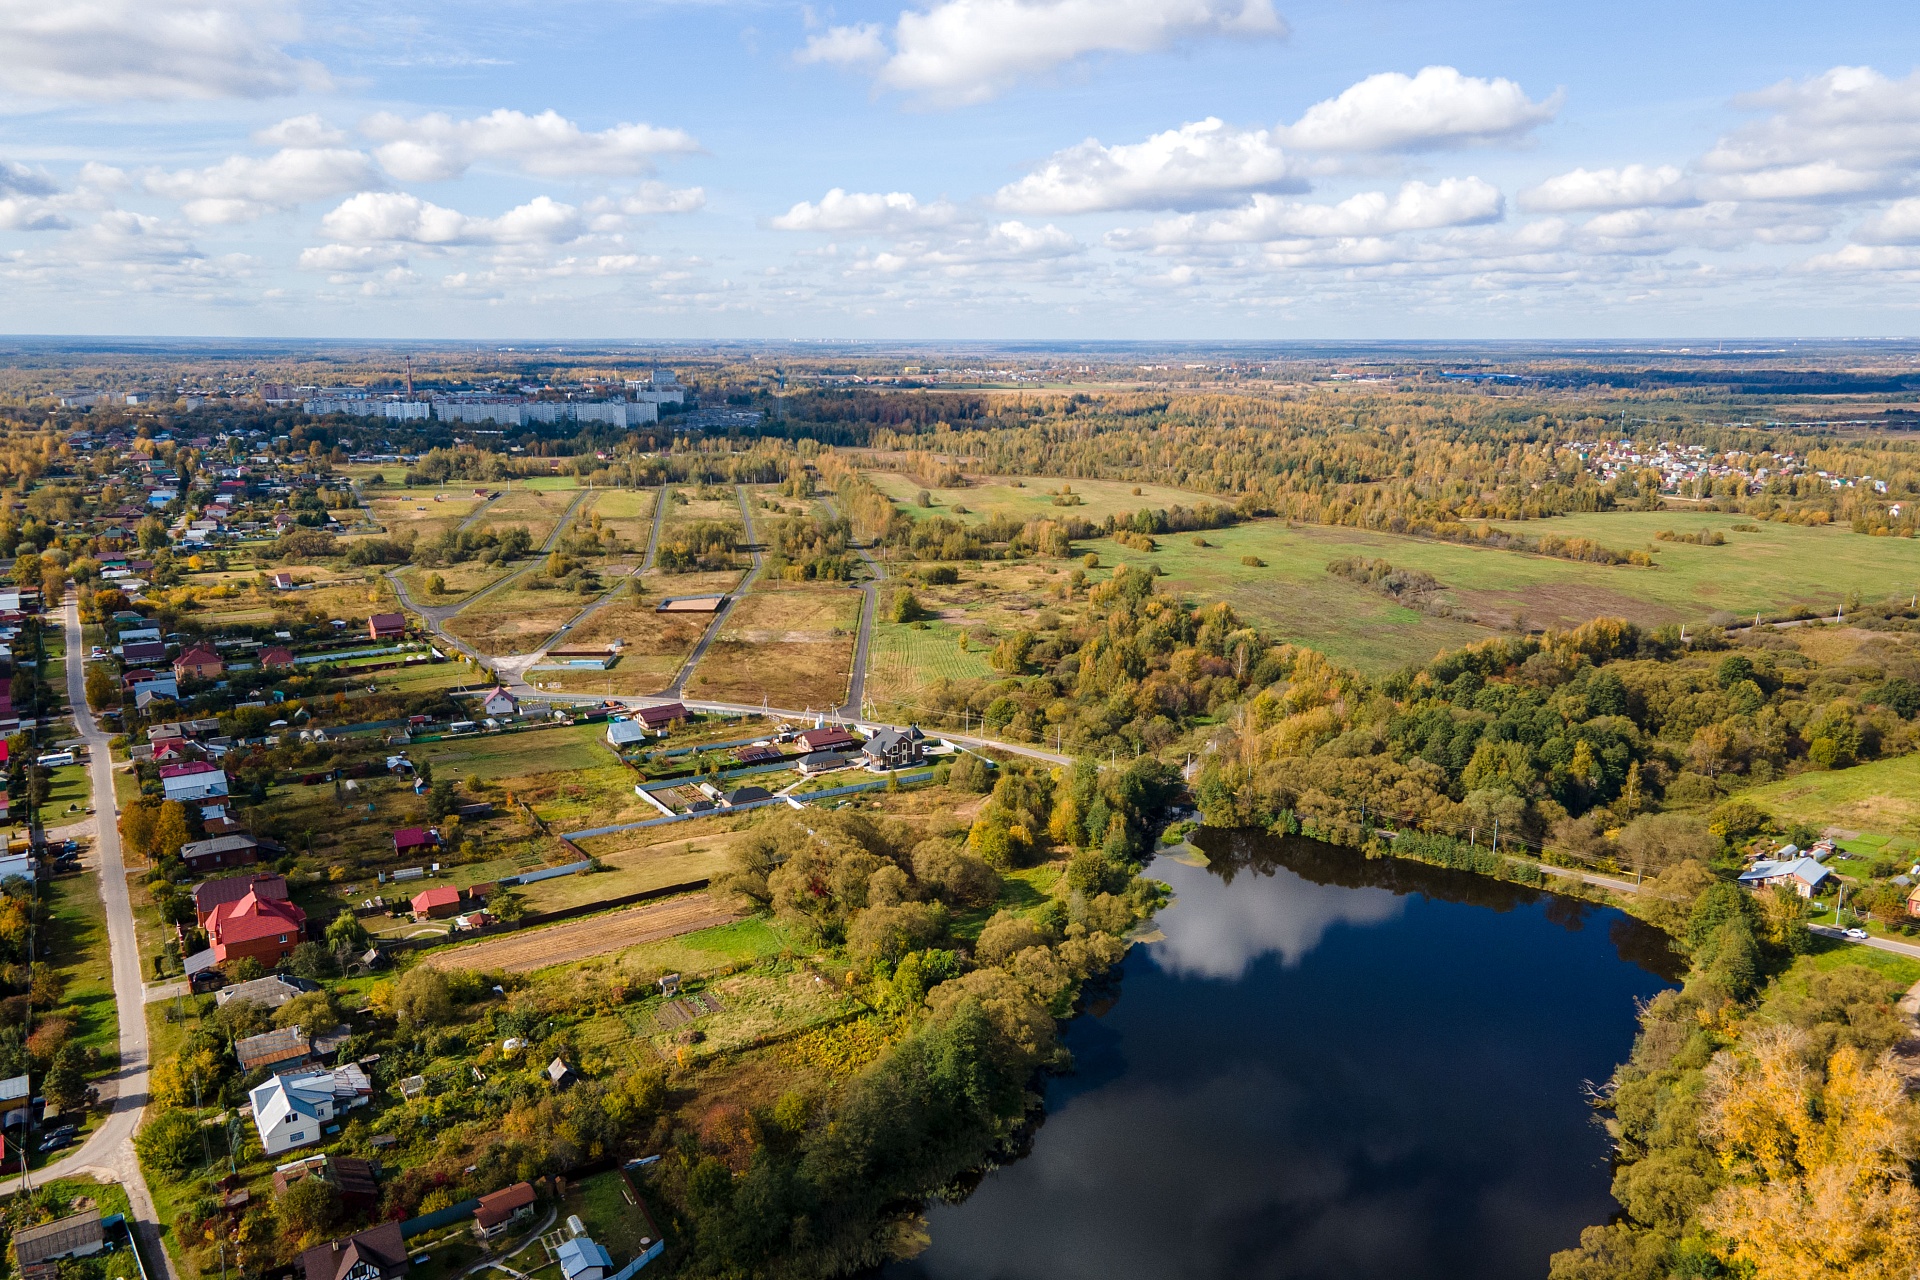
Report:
424,895,737,972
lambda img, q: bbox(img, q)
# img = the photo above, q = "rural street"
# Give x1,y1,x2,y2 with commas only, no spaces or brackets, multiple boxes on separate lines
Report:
0,603,175,1279
664,484,763,698
817,497,883,720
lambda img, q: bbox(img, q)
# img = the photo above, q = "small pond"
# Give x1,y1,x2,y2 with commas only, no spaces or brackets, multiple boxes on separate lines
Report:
888,829,1679,1280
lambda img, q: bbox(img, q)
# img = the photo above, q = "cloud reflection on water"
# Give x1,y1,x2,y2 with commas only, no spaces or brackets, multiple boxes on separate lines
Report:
1147,852,1405,979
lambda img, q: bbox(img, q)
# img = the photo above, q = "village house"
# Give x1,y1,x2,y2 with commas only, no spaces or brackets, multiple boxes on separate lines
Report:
251,1063,372,1157
368,613,406,640
861,725,926,769
392,827,438,855
206,888,308,967
216,973,320,1009
261,645,297,669
482,687,518,717
179,832,267,873
193,872,290,927
633,701,686,731
1737,857,1832,898
236,1025,312,1073
797,725,859,753
13,1211,104,1280
605,719,649,750
160,760,229,802
411,885,462,919
173,644,225,681
300,1222,408,1280
471,1182,538,1241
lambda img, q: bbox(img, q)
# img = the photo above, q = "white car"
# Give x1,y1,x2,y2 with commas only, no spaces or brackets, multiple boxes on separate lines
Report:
1845,927,1869,941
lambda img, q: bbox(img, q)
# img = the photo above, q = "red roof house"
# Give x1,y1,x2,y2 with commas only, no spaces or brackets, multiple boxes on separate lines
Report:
193,873,289,928
797,726,859,752
368,613,406,640
207,890,308,968
261,646,296,669
392,827,438,854
173,646,225,681
471,1183,537,1239
411,885,462,919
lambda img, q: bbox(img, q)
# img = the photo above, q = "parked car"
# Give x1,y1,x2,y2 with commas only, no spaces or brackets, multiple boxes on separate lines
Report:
38,1131,76,1153
1846,927,1870,940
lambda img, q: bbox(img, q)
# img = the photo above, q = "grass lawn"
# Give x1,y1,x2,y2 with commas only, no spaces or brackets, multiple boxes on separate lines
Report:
686,584,861,709
46,761,91,814
47,867,119,1065
1739,755,1920,841
564,1170,661,1260
663,487,745,529
521,833,737,909
1789,937,1920,991
416,721,615,782
365,488,488,541
600,916,793,980
866,469,1211,528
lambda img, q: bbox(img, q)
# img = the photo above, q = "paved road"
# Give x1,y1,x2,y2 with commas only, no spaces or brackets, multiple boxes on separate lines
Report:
455,489,504,533
1,604,175,1278
663,485,763,698
818,497,883,719
1810,922,1920,961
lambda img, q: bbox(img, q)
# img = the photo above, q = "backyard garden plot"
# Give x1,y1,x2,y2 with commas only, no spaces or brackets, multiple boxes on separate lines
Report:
443,578,599,655
628,966,860,1062
864,468,1211,526
466,488,580,545
867,619,996,705
423,892,740,972
194,575,401,631
685,585,862,709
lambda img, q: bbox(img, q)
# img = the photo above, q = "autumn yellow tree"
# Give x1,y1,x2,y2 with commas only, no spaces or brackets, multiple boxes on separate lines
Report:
1701,1024,1920,1278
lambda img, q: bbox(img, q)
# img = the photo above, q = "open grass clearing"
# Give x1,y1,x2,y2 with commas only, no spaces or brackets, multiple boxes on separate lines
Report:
443,578,599,655
663,487,745,527
47,869,118,1060
865,469,1210,527
365,489,487,540
1739,754,1920,841
396,560,522,603
468,488,579,546
520,835,737,911
687,584,860,709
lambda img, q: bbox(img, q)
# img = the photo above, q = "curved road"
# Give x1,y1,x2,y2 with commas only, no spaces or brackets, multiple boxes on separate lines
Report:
1,603,175,1278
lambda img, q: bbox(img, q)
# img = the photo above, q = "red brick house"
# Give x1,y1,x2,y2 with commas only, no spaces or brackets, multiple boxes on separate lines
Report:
471,1183,537,1241
368,613,406,640
173,645,224,681
192,872,289,928
261,646,296,670
206,889,308,968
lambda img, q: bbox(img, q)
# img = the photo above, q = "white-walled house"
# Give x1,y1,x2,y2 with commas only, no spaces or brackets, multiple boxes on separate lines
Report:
250,1065,372,1156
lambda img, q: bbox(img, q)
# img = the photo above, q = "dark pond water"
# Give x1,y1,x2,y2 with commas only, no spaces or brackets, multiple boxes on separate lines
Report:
887,830,1680,1280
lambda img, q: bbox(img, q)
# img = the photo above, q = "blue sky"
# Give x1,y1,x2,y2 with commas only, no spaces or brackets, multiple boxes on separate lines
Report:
4,0,1920,338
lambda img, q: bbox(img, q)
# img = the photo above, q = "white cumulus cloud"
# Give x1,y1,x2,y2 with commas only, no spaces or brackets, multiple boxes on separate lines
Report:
995,118,1307,214
795,23,888,65
317,191,585,246
0,0,327,100
771,188,960,232
837,0,1284,107
1705,66,1920,176
1854,197,1920,245
253,114,346,148
1278,66,1559,152
1111,176,1504,247
145,148,377,223
1519,165,1692,212
363,109,700,182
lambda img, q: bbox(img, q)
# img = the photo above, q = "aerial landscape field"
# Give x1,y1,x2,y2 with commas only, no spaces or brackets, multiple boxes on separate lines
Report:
8,342,1920,1280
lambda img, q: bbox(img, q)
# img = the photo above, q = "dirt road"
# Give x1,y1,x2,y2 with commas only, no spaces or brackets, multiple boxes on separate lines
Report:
424,894,738,972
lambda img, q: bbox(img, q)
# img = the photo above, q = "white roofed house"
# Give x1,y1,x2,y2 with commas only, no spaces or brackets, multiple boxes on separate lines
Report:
1737,857,1832,899
249,1064,372,1156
